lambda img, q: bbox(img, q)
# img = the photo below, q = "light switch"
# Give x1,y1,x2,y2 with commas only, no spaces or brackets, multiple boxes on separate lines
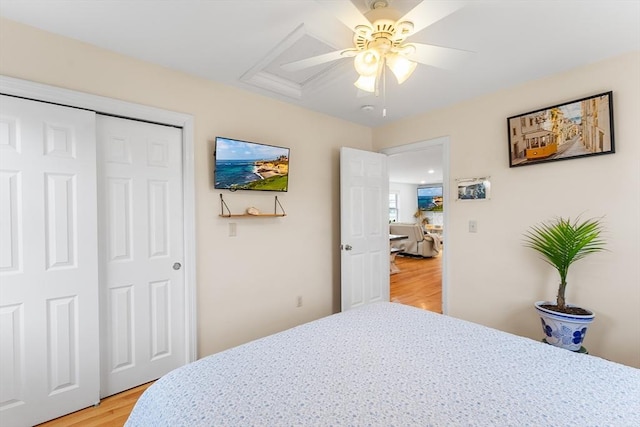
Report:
229,222,237,237
469,220,477,233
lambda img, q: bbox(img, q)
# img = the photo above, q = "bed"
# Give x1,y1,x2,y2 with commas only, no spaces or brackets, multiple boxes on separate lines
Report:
126,302,640,426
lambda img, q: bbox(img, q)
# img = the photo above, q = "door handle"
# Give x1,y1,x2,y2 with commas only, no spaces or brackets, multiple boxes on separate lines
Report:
172,262,182,270
342,244,353,251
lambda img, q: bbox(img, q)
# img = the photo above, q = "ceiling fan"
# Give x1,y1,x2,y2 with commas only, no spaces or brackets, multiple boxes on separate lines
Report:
282,0,470,94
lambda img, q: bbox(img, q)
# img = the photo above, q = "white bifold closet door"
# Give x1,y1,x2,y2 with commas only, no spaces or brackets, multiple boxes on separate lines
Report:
0,95,100,427
96,115,185,398
0,96,186,426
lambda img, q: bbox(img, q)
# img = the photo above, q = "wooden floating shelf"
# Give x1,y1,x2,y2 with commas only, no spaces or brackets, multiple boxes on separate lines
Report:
219,213,286,218
219,194,286,218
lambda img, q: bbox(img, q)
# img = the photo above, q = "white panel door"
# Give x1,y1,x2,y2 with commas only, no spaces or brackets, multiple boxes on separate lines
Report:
97,115,185,398
0,95,99,426
340,147,389,311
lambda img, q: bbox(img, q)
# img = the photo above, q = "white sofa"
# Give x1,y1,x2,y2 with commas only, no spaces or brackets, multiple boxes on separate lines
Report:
389,222,441,258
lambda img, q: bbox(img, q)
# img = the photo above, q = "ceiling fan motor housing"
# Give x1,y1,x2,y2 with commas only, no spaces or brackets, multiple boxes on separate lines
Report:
355,2,414,53
351,1,420,91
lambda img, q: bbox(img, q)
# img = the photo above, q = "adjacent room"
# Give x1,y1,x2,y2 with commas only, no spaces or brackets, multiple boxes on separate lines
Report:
0,0,639,425
387,143,444,313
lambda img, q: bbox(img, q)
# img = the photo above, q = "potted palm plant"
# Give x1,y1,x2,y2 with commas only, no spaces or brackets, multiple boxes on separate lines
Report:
523,216,606,351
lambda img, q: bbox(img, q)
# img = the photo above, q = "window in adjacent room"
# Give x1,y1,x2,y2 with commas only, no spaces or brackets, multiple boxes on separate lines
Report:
389,193,399,223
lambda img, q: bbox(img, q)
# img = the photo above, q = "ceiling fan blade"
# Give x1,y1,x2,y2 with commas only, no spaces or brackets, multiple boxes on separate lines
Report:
315,0,368,31
281,49,353,72
408,43,473,70
399,0,467,36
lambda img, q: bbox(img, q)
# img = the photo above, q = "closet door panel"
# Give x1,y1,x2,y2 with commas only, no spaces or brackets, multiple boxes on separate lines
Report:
97,115,185,398
0,95,99,427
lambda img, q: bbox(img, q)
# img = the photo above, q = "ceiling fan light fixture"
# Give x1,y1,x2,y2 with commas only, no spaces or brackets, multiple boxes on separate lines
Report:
386,53,417,84
354,24,373,39
395,43,416,56
354,74,377,92
354,49,381,76
395,21,415,38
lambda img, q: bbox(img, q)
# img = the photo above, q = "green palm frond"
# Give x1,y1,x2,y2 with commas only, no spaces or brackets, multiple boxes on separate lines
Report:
523,216,606,309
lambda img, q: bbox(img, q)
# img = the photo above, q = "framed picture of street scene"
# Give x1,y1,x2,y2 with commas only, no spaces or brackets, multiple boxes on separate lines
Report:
507,91,614,168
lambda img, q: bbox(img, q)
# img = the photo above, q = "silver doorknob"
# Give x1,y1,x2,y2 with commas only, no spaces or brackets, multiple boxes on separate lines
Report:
344,245,352,251
172,262,182,270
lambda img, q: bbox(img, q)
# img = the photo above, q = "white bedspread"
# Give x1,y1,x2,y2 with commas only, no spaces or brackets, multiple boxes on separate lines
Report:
126,302,640,426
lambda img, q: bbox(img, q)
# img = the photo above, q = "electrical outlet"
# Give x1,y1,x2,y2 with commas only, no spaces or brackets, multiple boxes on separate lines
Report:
229,223,237,237
296,296,303,307
469,220,478,233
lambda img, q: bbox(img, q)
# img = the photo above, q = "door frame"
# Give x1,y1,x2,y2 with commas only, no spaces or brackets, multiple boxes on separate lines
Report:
380,136,450,314
0,75,197,363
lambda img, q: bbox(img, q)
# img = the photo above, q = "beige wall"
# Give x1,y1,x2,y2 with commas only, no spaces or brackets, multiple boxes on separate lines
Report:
0,18,372,357
2,18,638,367
374,52,640,367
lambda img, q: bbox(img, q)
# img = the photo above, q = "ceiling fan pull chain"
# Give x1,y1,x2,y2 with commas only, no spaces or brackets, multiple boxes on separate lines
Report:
382,60,387,117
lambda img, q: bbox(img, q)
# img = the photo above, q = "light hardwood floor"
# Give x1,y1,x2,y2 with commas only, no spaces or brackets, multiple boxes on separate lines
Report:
38,255,441,426
390,253,442,313
36,382,153,427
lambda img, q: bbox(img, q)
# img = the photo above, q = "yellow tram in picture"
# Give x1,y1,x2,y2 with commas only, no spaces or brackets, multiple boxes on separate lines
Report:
524,129,558,160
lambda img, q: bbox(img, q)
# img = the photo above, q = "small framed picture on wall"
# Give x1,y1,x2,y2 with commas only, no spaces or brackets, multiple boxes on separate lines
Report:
456,177,490,201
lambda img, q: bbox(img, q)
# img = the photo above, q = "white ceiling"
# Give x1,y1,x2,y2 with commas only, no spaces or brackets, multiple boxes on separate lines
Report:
387,144,443,184
1,0,638,184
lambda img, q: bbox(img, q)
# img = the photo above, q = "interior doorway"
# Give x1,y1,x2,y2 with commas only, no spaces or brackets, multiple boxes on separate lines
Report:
380,137,449,314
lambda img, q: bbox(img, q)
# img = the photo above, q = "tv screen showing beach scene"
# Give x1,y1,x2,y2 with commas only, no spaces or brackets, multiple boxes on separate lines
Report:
214,137,289,191
417,185,443,211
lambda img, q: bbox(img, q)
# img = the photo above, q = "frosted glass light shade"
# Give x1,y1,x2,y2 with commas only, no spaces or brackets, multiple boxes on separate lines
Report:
354,75,376,92
354,49,380,76
387,53,417,84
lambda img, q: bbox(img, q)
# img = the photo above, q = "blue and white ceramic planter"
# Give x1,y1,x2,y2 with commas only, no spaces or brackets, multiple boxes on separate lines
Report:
534,301,595,351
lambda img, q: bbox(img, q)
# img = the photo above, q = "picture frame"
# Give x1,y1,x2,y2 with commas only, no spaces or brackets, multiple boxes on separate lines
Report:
417,185,443,211
507,91,614,168
456,177,490,201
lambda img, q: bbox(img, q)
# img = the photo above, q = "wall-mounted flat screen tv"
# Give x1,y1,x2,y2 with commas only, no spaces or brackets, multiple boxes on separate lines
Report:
417,185,443,211
214,137,289,192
